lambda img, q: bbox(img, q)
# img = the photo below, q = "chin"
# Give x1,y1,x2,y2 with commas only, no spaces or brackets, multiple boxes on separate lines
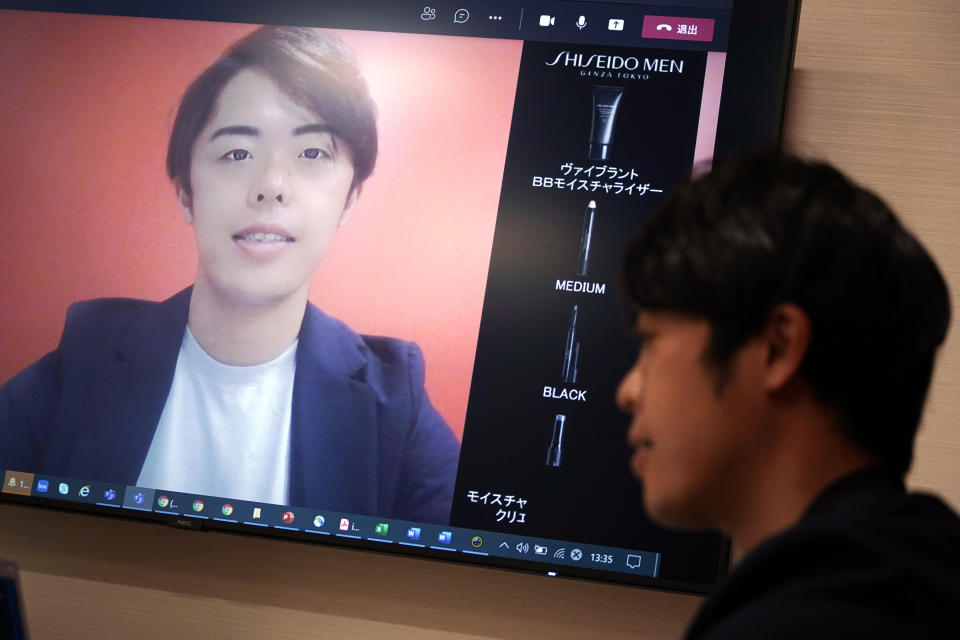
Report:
215,280,303,310
643,488,711,531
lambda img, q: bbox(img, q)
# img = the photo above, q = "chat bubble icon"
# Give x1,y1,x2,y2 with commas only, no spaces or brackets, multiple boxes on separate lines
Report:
626,554,643,569
453,8,470,24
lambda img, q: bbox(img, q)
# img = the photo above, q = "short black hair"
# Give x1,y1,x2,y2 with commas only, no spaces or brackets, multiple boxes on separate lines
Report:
622,150,951,474
167,26,377,199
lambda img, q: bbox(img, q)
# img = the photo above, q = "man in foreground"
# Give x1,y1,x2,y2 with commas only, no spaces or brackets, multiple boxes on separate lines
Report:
617,151,959,637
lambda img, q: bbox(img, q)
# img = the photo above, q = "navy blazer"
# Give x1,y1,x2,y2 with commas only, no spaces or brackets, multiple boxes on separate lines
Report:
0,288,460,524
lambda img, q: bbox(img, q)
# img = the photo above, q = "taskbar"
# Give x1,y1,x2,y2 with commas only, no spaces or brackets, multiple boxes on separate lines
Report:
2,469,659,580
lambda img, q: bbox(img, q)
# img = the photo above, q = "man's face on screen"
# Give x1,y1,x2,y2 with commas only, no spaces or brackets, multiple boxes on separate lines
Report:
616,311,767,531
182,68,356,309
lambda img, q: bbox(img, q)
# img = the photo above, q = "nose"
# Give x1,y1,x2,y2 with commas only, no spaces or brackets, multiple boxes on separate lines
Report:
615,359,642,414
249,154,290,207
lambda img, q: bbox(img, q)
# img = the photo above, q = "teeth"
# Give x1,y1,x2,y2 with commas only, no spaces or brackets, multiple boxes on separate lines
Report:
239,232,288,243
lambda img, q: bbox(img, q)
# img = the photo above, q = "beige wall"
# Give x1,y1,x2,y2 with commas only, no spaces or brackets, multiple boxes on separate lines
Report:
2,1,958,637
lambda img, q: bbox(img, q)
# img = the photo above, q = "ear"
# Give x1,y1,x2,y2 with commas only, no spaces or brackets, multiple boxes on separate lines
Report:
761,303,811,392
175,180,193,224
338,184,361,227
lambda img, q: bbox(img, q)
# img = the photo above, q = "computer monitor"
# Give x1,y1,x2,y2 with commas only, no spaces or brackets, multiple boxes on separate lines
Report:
0,0,801,592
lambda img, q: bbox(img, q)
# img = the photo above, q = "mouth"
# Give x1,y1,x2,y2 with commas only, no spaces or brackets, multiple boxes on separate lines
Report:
232,224,295,261
233,231,294,243
232,224,295,244
628,433,653,477
634,438,653,451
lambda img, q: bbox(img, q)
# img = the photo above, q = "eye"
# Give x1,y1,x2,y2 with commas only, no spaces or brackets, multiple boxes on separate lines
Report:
299,147,331,160
221,149,251,161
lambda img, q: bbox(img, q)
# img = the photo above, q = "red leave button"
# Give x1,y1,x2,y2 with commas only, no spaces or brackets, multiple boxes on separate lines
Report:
641,16,715,42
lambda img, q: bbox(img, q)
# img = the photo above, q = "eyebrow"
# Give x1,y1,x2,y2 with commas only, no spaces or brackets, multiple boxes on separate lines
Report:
293,123,336,136
208,123,336,141
209,125,259,141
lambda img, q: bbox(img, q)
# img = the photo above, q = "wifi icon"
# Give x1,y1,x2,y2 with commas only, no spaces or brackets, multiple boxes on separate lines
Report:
553,548,566,559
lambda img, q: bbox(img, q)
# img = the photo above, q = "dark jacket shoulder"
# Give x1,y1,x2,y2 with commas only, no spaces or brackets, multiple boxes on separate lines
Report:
686,468,960,640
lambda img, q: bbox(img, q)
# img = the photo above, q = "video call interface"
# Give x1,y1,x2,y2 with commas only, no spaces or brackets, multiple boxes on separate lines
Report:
1,3,738,589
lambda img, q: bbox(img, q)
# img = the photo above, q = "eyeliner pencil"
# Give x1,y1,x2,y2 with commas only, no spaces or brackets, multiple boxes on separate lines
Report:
577,200,597,276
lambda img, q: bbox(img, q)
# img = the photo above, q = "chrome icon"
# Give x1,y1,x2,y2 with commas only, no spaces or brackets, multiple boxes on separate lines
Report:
157,495,169,508
192,499,204,512
221,504,233,516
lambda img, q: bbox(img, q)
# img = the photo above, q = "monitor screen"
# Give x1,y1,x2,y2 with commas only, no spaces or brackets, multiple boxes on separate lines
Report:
0,0,801,592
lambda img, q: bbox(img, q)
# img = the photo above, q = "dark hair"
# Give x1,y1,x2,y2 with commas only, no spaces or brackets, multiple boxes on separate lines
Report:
622,150,951,474
167,26,377,199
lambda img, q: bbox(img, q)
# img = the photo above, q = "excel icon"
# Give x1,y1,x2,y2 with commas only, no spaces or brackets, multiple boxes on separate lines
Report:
375,523,389,535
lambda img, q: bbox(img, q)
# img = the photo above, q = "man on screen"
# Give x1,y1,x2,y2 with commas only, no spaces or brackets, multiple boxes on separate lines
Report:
0,26,459,524
617,151,959,637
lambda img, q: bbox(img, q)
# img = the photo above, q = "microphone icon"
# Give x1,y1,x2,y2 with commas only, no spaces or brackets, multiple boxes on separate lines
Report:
576,15,587,30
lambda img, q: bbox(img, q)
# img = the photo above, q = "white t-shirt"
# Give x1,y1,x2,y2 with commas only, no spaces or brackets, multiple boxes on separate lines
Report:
136,328,296,505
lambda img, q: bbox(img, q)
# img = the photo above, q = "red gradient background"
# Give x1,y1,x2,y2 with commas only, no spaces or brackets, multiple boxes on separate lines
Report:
0,10,524,439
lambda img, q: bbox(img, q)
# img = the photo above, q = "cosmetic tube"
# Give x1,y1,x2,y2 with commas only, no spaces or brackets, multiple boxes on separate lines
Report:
589,86,624,161
589,85,623,160
577,200,596,276
561,305,580,383
546,414,566,467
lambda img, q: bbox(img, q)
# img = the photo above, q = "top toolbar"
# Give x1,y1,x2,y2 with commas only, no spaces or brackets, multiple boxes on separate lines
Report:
4,1,731,51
